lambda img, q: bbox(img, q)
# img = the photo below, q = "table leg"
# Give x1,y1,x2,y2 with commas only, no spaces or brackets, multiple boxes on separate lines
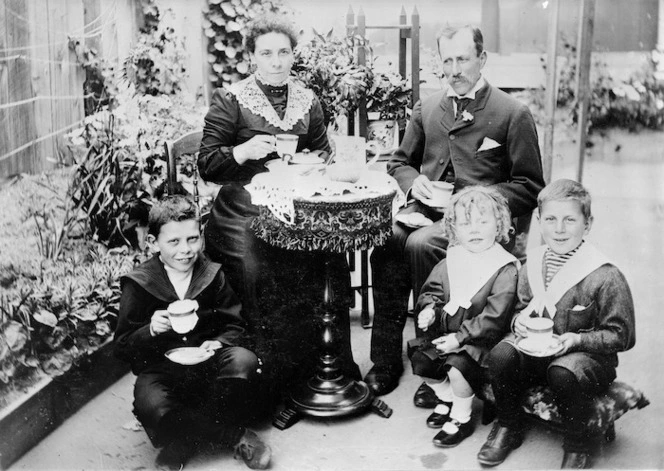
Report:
283,256,379,421
360,249,372,328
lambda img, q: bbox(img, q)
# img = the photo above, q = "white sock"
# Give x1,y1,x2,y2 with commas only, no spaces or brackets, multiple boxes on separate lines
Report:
441,393,474,434
428,378,453,402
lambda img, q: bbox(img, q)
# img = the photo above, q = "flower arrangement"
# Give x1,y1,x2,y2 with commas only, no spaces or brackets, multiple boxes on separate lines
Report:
292,29,373,129
366,69,412,126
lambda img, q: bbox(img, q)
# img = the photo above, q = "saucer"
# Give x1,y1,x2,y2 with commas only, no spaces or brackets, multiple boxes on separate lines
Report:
395,213,433,229
516,335,563,357
165,347,214,365
290,154,324,165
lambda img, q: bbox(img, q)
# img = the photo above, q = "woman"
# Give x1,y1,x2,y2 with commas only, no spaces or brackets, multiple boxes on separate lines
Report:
198,15,357,397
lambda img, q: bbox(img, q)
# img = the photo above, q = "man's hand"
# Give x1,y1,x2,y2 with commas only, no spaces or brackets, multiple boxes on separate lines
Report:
432,334,460,353
417,306,436,331
150,310,171,336
233,135,276,164
556,332,581,355
410,175,434,201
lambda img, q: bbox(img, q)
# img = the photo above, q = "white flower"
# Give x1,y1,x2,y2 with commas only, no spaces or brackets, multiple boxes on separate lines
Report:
461,110,474,122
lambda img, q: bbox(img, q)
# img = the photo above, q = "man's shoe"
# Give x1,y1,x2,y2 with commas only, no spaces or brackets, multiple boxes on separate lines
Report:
561,451,591,469
414,382,444,408
432,419,475,447
233,429,271,470
426,402,453,428
155,439,196,470
364,365,403,396
477,423,524,467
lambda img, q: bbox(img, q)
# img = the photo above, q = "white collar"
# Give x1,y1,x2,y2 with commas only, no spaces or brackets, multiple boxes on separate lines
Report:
446,76,486,100
443,243,518,316
228,75,314,131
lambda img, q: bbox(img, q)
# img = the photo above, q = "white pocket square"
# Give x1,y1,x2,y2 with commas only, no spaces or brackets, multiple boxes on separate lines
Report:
478,137,502,151
572,304,587,311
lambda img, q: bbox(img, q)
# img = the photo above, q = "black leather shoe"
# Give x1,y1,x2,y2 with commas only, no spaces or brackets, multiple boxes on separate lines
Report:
414,382,442,408
426,403,453,428
155,439,196,470
477,423,524,467
432,419,475,447
561,451,591,469
364,365,403,396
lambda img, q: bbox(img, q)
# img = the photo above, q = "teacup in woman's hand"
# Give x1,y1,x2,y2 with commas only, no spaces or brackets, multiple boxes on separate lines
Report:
167,299,199,334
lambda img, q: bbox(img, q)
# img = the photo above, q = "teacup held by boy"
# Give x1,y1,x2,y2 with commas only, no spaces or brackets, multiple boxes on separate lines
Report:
516,315,563,357
167,299,199,334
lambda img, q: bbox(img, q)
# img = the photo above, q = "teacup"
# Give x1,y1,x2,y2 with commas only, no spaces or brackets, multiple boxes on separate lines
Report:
331,135,379,166
275,134,299,161
167,299,199,334
523,316,554,350
429,181,454,207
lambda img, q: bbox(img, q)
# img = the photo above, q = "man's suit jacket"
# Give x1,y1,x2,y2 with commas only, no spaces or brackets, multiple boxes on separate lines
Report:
388,81,545,218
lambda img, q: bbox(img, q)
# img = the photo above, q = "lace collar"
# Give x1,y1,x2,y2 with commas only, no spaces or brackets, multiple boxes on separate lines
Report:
228,75,314,131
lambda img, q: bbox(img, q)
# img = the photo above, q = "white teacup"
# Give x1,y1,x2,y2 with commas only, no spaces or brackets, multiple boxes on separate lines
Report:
167,299,199,334
275,134,299,161
429,181,454,207
523,316,554,349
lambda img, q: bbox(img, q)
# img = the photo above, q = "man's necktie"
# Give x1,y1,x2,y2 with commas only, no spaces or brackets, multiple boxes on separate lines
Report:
454,97,472,118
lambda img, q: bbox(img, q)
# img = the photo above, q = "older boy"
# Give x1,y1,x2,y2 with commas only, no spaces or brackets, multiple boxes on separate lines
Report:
114,195,270,470
477,179,636,469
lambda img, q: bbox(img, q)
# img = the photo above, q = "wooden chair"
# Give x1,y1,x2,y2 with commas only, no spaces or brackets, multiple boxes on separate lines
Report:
163,130,209,219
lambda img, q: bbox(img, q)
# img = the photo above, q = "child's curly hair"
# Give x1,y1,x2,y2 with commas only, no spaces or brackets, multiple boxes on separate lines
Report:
148,195,199,237
443,185,512,246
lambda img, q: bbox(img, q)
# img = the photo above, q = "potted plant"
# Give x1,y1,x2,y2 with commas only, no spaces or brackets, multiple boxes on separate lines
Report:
292,29,373,130
365,69,412,153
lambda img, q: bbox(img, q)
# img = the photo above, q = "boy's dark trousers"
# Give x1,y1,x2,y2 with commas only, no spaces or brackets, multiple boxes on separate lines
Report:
133,346,261,448
486,341,616,452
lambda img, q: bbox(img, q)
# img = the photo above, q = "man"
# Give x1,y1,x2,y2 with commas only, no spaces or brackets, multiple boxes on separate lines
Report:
364,25,545,396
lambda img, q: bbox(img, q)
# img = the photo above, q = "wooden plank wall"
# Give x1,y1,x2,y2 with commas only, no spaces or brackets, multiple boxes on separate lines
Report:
0,0,138,178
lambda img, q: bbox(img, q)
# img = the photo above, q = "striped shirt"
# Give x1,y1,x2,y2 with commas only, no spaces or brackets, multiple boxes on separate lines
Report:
543,241,584,288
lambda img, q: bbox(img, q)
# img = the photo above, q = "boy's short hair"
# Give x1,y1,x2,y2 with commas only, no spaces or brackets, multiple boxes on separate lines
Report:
537,178,592,221
443,185,512,245
148,195,200,237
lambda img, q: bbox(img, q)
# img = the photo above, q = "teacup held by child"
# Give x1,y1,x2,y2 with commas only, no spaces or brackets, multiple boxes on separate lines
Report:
517,316,563,357
167,299,199,334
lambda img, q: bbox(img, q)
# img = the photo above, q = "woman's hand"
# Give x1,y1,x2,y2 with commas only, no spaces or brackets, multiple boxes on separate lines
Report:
432,334,460,354
200,340,223,352
233,135,277,164
556,332,581,355
410,175,434,201
150,310,171,336
417,306,436,331
513,313,529,337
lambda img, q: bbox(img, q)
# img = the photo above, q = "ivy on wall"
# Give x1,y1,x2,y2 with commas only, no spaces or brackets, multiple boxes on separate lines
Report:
203,0,287,88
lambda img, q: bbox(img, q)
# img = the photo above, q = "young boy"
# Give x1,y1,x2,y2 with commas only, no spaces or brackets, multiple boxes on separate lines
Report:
477,179,636,469
114,195,271,470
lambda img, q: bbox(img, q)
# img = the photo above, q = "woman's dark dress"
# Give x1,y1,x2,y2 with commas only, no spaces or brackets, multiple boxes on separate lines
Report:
198,76,359,396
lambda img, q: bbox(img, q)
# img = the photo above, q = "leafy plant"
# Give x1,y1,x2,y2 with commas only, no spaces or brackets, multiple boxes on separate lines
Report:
68,38,118,115
292,30,373,129
203,0,287,88
366,69,412,127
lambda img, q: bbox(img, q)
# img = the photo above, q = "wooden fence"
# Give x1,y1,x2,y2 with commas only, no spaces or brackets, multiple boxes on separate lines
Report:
0,0,141,178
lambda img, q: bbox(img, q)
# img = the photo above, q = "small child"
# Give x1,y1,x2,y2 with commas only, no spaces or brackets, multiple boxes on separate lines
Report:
477,179,636,469
409,186,519,448
114,195,271,470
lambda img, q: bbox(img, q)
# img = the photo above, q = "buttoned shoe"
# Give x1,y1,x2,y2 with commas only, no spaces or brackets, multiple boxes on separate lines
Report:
155,439,196,470
364,365,403,396
426,402,453,428
432,418,475,447
414,382,444,408
233,429,271,469
477,423,524,467
561,451,591,469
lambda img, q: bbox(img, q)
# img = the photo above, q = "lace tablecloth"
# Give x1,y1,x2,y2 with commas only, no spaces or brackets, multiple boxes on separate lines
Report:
247,170,403,253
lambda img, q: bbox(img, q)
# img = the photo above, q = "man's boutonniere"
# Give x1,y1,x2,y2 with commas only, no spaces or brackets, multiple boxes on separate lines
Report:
461,110,474,122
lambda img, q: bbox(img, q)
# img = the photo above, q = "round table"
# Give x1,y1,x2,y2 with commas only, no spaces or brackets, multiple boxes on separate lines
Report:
252,190,396,428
